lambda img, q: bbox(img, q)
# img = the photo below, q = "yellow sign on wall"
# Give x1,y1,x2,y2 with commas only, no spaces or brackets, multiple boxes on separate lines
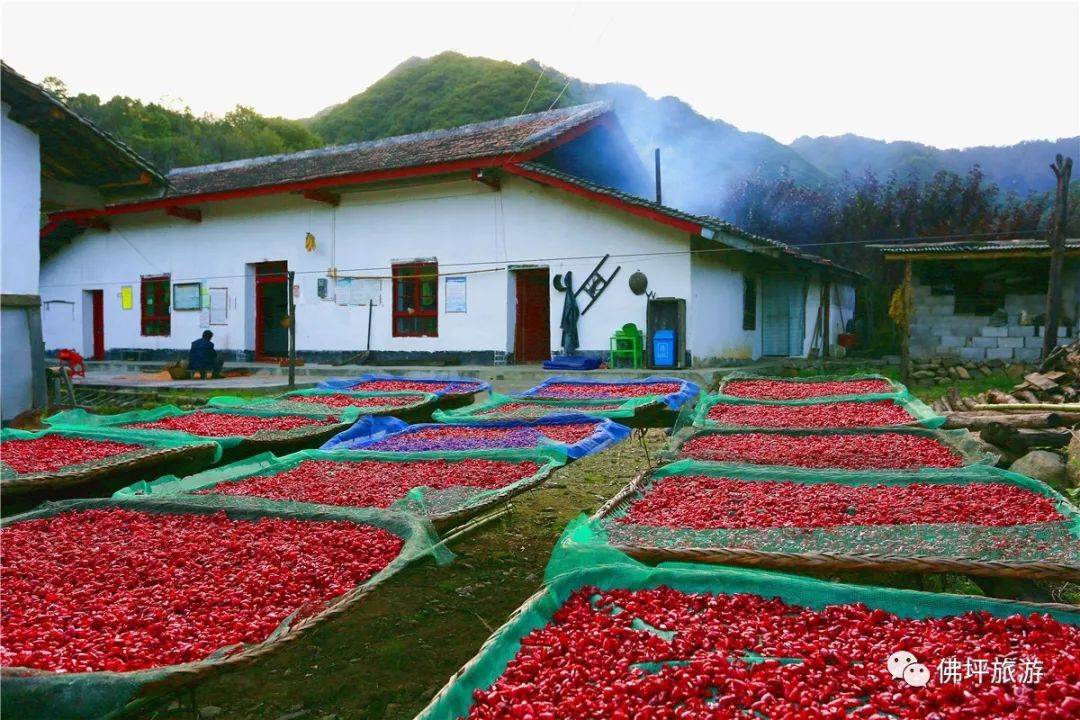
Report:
120,286,133,310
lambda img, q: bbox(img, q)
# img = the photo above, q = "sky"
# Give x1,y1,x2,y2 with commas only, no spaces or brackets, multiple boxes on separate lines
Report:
2,1,1078,149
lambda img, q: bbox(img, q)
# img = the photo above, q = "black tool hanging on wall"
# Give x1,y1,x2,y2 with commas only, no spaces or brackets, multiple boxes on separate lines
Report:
573,254,621,316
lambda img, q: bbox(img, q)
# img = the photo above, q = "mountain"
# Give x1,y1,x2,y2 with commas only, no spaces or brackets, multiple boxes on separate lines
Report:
309,52,830,215
790,134,1079,197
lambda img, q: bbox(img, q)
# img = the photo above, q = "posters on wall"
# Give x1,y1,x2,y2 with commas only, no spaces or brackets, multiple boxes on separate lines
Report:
334,277,381,306
445,276,466,313
120,286,133,310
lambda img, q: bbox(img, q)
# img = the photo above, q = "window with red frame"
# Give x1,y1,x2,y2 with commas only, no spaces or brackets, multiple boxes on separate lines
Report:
392,262,437,337
141,275,171,336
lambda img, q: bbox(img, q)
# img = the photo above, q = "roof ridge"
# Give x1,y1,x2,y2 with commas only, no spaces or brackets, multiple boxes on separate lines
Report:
167,101,610,178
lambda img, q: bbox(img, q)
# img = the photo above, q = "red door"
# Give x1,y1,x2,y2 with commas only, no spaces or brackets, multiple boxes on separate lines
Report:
514,269,551,362
90,290,105,360
254,262,289,360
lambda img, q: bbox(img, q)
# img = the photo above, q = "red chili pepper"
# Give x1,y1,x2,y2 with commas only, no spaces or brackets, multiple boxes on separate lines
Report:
346,380,483,395
618,475,1062,529
531,382,683,399
463,586,1080,719
724,379,894,400
200,458,541,508
285,393,426,409
680,432,965,469
0,508,403,673
365,423,599,451
1,436,147,474
707,400,916,428
126,411,334,437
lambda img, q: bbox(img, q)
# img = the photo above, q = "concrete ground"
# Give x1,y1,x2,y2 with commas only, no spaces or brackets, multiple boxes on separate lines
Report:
73,360,748,395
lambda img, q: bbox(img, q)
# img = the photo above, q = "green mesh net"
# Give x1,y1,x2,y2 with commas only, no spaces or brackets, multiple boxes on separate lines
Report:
1,426,222,479
691,392,944,429
115,447,567,526
593,460,1080,569
0,496,452,720
663,426,999,469
716,370,906,402
432,393,657,422
44,404,355,452
209,390,439,422
416,527,1080,720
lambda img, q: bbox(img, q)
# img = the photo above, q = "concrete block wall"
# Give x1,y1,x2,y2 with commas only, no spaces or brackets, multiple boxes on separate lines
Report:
908,277,1076,361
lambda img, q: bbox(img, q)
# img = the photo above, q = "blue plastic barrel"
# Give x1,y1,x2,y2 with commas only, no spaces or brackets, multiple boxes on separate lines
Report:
652,330,676,367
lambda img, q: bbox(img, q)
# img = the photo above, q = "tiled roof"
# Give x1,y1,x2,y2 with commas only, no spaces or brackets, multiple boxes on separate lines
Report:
1,61,167,189
164,102,610,197
513,162,864,280
871,238,1080,255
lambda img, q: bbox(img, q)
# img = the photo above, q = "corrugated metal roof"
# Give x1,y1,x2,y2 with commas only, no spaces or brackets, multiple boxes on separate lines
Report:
871,238,1080,255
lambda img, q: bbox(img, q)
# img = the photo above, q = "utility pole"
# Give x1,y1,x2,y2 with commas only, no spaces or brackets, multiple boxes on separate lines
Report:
1042,154,1072,360
287,270,297,388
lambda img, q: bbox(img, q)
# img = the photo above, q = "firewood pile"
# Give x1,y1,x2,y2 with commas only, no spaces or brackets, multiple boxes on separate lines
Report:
936,341,1080,475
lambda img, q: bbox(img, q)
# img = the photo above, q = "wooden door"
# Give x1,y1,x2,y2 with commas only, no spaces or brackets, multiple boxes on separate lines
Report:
254,262,289,359
514,269,551,362
90,290,104,360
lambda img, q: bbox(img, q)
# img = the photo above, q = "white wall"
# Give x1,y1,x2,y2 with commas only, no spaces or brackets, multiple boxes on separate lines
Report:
689,251,759,362
2,102,41,296
1,309,33,419
40,176,693,358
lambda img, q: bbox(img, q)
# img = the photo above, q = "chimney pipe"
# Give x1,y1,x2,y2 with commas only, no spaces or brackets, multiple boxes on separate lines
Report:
654,148,662,204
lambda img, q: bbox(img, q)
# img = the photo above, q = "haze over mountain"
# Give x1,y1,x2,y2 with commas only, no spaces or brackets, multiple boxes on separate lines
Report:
309,53,1076,215
54,51,1076,219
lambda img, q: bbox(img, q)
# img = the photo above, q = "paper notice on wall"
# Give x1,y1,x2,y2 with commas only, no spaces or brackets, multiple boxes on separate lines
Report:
199,309,210,328
445,276,467,313
120,286,133,310
209,287,228,325
335,277,381,306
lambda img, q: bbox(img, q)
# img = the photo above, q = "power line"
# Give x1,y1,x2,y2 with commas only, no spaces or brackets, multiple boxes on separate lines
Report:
37,228,1045,291
519,65,546,115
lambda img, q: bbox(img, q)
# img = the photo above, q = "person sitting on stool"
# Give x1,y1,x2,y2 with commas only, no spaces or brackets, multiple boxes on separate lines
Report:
189,330,225,379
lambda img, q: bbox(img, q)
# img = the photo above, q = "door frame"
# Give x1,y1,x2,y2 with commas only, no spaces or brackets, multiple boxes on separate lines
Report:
253,261,288,361
513,267,551,363
82,289,105,360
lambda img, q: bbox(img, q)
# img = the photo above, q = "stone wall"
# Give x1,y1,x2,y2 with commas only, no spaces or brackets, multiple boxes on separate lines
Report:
908,273,1077,361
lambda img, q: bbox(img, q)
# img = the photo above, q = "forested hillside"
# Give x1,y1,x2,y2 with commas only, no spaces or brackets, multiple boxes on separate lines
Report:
42,78,322,171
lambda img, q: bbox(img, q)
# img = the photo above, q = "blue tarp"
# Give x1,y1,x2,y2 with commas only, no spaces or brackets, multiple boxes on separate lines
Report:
542,355,602,371
317,373,491,397
320,415,631,460
520,375,700,411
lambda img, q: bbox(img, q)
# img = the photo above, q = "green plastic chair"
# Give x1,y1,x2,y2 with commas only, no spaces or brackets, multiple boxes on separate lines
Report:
609,323,644,369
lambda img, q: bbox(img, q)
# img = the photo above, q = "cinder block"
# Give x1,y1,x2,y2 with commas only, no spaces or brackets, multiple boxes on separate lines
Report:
1008,325,1035,337
997,337,1024,348
929,304,955,316
939,335,966,347
959,347,986,361
980,326,1008,337
971,337,998,348
1013,347,1041,361
986,347,1014,360
935,346,962,358
1024,336,1044,349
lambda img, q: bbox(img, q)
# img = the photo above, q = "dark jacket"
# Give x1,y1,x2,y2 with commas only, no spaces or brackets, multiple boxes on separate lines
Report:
188,337,217,371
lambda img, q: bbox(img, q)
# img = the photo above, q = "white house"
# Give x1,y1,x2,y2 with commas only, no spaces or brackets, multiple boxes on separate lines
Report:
1,62,165,420
39,102,860,368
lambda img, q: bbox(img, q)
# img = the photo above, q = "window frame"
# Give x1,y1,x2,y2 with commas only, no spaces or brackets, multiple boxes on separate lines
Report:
742,274,757,331
391,262,438,337
140,274,172,336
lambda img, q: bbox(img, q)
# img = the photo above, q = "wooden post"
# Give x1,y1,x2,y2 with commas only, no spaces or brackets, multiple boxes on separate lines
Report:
287,270,296,388
821,280,831,359
1042,154,1072,359
899,261,912,387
